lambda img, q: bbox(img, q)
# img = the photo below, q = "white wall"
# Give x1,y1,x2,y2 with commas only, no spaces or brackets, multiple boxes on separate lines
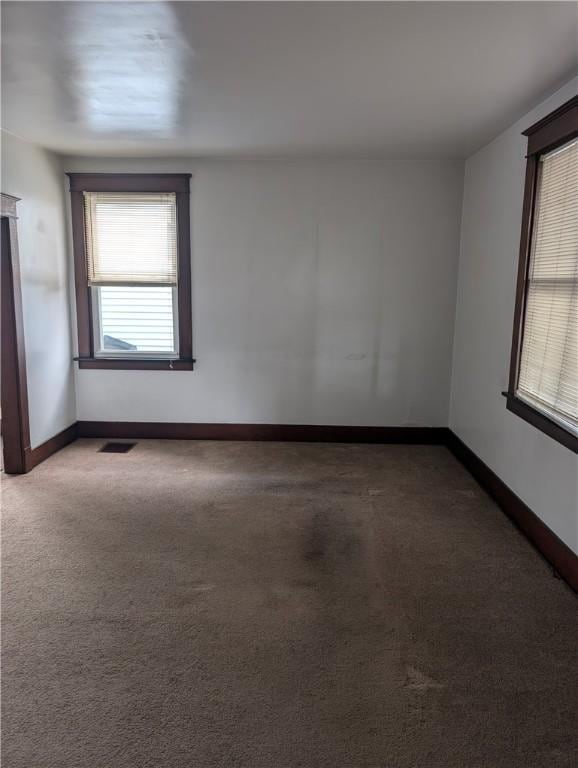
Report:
63,157,463,427
1,131,76,448
450,78,578,555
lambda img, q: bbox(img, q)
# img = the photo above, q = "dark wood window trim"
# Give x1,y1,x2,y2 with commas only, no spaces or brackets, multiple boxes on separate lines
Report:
67,173,194,371
506,96,578,453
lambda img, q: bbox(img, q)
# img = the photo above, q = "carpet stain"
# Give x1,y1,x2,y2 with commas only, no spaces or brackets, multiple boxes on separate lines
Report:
405,665,445,691
303,510,330,563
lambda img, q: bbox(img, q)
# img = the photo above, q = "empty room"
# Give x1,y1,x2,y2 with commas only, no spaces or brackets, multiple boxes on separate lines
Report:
1,1,577,766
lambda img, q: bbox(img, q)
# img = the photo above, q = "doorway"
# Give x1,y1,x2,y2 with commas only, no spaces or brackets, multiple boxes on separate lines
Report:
1,194,30,474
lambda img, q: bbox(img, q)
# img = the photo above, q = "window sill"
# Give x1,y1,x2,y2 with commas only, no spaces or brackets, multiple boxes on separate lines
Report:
503,392,577,453
76,357,195,371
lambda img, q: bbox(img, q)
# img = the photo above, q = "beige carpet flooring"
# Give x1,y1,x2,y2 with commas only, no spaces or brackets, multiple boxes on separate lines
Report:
2,439,577,767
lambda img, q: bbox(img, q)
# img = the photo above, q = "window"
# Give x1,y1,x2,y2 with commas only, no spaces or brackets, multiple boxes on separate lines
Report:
68,174,193,370
507,97,577,452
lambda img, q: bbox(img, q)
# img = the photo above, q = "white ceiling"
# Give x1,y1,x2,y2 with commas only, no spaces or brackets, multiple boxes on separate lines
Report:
2,1,577,159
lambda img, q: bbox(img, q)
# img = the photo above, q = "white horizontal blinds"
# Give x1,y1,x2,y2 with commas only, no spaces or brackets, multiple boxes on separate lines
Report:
517,137,578,429
84,192,178,285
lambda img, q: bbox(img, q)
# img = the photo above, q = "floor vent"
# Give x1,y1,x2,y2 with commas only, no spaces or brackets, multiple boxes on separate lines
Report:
99,442,137,454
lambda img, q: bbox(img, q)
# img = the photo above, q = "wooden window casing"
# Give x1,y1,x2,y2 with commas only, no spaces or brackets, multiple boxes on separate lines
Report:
506,97,578,452
68,174,193,371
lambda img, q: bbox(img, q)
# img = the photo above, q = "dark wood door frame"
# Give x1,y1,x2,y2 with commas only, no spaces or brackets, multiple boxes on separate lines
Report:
1,193,31,474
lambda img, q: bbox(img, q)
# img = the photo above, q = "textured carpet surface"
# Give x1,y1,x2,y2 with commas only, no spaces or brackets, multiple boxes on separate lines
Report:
2,439,577,767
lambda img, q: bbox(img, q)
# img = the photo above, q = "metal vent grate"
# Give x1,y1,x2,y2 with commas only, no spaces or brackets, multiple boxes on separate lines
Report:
99,442,137,454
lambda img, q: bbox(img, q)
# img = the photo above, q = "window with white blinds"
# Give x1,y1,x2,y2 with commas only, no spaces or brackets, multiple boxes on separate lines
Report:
69,173,192,369
516,137,578,433
84,191,179,355
84,192,178,285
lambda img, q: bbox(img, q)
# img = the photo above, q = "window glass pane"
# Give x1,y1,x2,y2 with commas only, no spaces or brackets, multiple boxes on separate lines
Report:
96,285,176,354
518,282,577,426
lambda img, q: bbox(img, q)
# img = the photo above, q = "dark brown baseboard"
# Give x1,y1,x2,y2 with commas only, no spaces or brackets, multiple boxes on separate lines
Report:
77,421,448,444
446,430,578,593
23,422,78,472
